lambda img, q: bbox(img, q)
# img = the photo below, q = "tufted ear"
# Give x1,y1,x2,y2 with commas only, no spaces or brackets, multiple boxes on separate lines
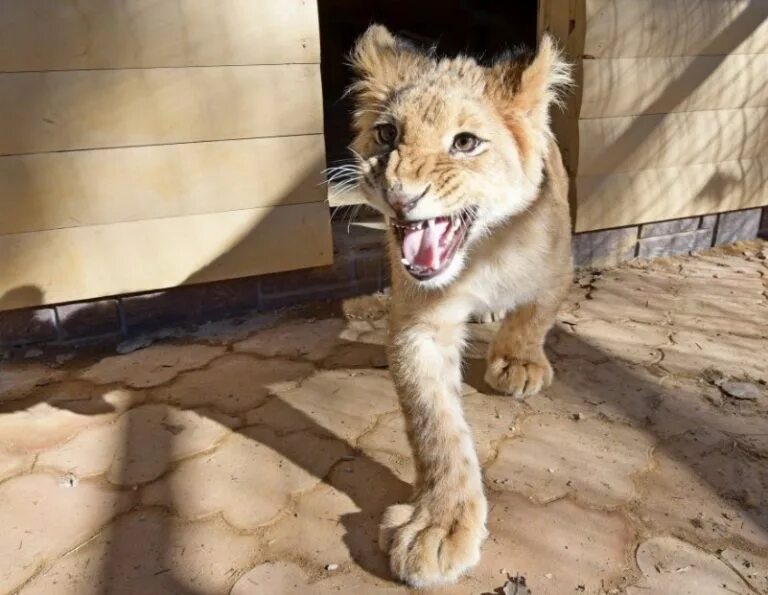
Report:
487,34,571,139
347,25,431,128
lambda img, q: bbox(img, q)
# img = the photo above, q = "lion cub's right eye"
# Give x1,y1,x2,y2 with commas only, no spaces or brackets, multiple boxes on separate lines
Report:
374,123,398,146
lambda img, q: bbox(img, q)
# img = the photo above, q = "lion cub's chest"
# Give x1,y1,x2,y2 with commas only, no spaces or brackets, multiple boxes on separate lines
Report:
454,249,543,315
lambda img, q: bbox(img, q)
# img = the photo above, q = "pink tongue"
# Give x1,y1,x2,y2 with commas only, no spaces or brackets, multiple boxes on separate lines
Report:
402,219,450,269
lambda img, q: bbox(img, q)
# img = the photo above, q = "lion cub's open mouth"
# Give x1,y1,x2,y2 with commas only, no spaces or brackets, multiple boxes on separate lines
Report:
391,211,476,280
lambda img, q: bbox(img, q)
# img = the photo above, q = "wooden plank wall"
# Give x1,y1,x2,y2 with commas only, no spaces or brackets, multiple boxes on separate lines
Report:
543,0,768,231
0,0,332,311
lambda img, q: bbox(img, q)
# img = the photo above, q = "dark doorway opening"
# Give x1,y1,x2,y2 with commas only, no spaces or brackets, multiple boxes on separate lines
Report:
317,0,540,167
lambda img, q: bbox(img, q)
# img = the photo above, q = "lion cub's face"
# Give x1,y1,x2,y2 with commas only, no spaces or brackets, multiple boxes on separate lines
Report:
347,26,569,287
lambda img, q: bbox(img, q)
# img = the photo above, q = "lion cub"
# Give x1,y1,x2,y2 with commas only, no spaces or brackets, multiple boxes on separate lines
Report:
347,25,573,586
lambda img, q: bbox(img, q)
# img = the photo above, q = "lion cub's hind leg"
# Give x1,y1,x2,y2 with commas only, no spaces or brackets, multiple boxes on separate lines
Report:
484,302,557,398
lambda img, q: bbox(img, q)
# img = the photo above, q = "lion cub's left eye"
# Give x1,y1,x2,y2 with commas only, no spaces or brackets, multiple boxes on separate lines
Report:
451,132,482,153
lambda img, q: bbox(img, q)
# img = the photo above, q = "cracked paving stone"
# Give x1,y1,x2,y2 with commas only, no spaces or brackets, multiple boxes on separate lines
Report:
686,449,766,520
245,369,399,442
463,392,522,464
671,283,768,334
0,450,33,482
672,310,768,341
321,342,388,369
149,354,314,414
355,411,415,483
0,403,96,455
0,386,143,455
0,244,766,593
323,455,411,578
649,379,768,456
439,491,633,595
486,415,653,507
559,282,589,315
545,324,612,364
79,343,226,388
19,509,261,595
661,330,767,382
626,536,753,595
230,561,309,595
322,321,389,368
259,465,406,583
339,321,387,345
572,271,679,325
37,404,234,485
232,560,408,595
35,381,147,415
689,252,767,279
572,319,672,368
0,362,65,403
697,450,767,516
189,311,281,344
262,482,359,569
637,447,768,550
541,360,664,426
0,473,133,592
141,427,348,530
719,548,768,594
351,388,521,485
234,318,346,362
674,274,766,302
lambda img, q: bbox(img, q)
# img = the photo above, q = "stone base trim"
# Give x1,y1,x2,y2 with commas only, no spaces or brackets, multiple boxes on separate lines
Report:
2,209,766,348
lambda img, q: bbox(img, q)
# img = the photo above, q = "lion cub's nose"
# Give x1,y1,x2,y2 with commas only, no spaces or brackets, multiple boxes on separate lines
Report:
386,185,430,218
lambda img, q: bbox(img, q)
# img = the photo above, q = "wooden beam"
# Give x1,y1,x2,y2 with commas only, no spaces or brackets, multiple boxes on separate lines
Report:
577,107,768,176
580,53,768,118
0,65,324,155
575,157,768,231
0,0,320,71
0,203,333,310
585,0,768,58
0,135,327,235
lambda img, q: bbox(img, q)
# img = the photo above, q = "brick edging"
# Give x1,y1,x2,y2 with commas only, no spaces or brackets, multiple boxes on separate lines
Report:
2,208,766,349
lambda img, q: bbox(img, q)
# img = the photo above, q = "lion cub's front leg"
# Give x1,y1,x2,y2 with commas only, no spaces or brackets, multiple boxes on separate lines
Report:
485,302,557,398
382,316,487,587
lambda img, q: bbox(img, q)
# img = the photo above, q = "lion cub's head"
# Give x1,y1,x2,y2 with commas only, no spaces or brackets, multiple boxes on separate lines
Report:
347,25,570,287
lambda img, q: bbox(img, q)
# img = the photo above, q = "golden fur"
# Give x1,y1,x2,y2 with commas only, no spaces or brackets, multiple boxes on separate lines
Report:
346,25,573,587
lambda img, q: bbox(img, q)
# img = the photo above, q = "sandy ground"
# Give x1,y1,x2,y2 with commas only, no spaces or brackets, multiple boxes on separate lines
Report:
1,241,767,594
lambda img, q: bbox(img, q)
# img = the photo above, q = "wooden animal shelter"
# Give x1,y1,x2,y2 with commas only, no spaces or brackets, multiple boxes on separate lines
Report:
0,1,766,329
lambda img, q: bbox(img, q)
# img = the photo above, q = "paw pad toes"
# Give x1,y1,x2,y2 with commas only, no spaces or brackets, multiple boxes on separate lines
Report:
381,501,486,587
379,503,415,552
485,357,553,397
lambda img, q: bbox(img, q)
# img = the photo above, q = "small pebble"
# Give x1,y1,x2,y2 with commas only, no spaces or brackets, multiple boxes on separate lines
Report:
325,564,339,571
719,379,761,401
55,353,76,365
116,336,153,355
58,474,79,488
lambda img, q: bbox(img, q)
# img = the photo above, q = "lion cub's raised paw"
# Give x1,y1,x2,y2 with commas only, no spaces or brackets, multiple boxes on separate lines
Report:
485,355,553,398
379,497,487,588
